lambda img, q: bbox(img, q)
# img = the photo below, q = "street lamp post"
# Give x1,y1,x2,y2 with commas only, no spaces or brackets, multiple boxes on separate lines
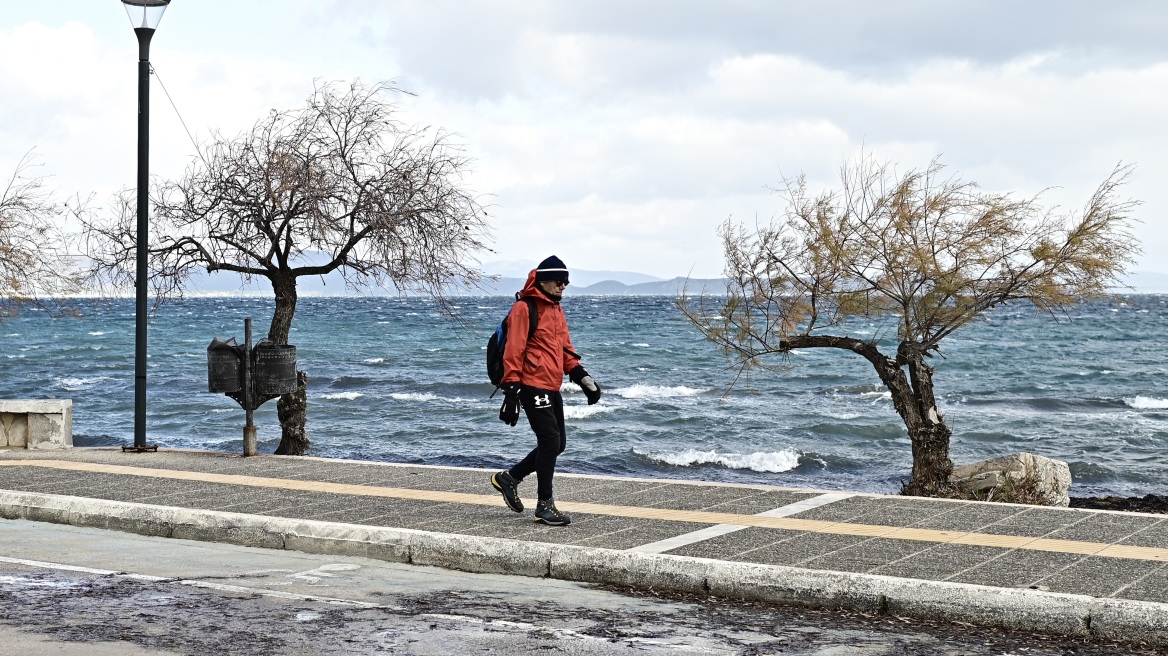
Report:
121,0,171,452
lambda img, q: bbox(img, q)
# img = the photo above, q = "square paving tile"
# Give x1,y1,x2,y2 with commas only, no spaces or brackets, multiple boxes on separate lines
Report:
978,508,1090,538
0,479,82,496
871,543,1009,581
701,490,822,515
789,496,876,522
1117,520,1168,549
555,480,670,504
804,537,938,574
578,520,713,551
1035,556,1166,598
1113,564,1168,604
840,498,958,528
505,514,661,547
948,549,1085,589
613,484,760,512
444,520,535,540
909,503,1026,532
734,532,869,567
1043,512,1164,544
664,527,803,560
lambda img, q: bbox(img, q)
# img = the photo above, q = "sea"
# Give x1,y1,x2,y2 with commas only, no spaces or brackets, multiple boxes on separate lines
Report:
2,294,1166,498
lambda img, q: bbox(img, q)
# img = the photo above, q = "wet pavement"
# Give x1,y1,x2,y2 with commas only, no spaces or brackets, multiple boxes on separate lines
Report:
2,447,1168,648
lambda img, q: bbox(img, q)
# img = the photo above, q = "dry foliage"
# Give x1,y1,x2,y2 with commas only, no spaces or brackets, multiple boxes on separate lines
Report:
679,154,1140,495
0,152,80,310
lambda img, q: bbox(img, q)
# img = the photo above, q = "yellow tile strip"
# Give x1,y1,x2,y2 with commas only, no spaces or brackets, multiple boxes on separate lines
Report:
4,460,1167,562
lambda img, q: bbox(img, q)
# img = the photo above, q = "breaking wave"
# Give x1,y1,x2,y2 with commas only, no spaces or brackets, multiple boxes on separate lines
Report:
613,385,705,399
319,392,363,400
634,447,802,473
564,405,616,420
390,392,438,402
1125,396,1168,410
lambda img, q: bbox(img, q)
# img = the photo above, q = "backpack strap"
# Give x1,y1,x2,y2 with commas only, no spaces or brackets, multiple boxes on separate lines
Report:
522,296,538,340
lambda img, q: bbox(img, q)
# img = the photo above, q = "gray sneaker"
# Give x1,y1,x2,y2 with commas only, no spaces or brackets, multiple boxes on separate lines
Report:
491,471,524,513
534,497,571,526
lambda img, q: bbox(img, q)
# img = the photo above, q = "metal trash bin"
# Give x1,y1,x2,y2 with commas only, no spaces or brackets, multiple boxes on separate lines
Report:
253,342,298,396
207,337,243,393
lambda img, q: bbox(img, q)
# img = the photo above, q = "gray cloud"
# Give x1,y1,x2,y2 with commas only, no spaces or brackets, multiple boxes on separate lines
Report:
323,0,1168,99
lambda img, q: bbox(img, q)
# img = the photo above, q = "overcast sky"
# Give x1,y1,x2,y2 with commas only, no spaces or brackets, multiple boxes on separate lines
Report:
2,1,1166,279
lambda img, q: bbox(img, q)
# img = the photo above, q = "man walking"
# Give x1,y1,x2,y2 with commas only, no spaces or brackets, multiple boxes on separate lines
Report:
492,255,603,526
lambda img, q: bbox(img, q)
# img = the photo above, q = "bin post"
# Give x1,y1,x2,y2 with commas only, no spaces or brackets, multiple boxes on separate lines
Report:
207,317,296,457
242,317,257,456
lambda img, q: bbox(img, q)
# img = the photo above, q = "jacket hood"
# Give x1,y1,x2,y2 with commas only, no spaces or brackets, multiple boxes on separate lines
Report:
520,269,559,303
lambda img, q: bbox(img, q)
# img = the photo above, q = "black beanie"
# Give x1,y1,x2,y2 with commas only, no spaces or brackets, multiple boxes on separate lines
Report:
535,255,570,283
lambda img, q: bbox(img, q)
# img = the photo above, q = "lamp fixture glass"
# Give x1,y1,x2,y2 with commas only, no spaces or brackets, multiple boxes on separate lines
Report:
121,0,171,31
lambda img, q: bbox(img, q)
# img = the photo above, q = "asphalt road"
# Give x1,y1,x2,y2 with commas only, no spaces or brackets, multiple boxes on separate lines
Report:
0,519,1162,655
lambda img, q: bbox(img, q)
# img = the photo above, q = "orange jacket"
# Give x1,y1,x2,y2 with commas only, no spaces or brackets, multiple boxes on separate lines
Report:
501,270,582,390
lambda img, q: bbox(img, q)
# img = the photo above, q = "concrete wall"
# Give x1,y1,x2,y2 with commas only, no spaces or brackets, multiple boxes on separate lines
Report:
0,400,72,449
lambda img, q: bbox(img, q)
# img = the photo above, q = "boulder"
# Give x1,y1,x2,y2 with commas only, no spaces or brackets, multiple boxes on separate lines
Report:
950,452,1072,507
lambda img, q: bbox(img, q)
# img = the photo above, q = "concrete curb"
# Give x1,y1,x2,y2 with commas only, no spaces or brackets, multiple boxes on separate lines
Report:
2,489,1166,646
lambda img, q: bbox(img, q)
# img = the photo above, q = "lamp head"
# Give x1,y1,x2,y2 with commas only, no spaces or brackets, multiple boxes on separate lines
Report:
121,0,171,31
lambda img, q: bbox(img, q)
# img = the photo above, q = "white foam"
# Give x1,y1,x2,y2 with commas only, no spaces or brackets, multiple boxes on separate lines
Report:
390,392,437,402
88,331,106,336
320,392,363,400
563,405,615,419
613,384,705,399
635,447,801,473
56,376,105,390
363,358,385,364
1125,396,1168,410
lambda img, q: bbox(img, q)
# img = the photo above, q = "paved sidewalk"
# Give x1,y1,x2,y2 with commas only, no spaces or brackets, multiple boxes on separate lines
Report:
2,448,1168,646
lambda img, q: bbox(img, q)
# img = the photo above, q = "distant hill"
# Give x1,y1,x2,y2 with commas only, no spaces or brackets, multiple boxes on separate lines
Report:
183,258,724,297
1117,271,1168,293
455,275,726,296
573,277,726,296
480,260,664,288
178,258,1168,297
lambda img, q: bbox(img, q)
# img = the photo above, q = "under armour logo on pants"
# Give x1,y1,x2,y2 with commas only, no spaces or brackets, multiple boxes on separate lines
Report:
533,394,551,408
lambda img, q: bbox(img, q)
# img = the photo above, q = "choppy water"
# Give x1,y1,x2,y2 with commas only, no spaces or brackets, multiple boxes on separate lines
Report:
2,294,1166,497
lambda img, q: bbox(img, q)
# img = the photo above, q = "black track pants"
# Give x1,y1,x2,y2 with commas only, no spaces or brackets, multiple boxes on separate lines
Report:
507,387,566,501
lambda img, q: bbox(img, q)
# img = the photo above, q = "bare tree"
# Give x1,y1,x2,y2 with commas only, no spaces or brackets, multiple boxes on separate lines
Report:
0,152,79,311
82,80,491,455
679,155,1139,496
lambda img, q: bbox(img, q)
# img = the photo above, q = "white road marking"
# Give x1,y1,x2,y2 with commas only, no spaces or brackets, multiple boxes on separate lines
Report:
629,492,854,554
0,555,387,609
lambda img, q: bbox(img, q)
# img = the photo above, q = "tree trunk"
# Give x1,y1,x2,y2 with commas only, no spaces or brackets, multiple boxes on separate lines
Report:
892,342,953,496
267,274,310,455
274,370,309,455
783,335,955,495
267,275,298,345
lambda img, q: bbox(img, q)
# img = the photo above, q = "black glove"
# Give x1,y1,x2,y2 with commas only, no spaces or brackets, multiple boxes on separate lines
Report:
569,366,602,405
498,382,521,426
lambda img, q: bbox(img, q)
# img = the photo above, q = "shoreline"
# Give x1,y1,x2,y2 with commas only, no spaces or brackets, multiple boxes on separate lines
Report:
1069,493,1168,514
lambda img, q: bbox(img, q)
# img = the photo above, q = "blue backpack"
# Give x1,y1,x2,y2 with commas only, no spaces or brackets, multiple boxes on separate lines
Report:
487,295,538,391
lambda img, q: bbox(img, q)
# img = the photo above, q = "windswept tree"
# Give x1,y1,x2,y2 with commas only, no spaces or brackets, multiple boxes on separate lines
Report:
83,80,491,455
1,152,79,310
679,155,1139,496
